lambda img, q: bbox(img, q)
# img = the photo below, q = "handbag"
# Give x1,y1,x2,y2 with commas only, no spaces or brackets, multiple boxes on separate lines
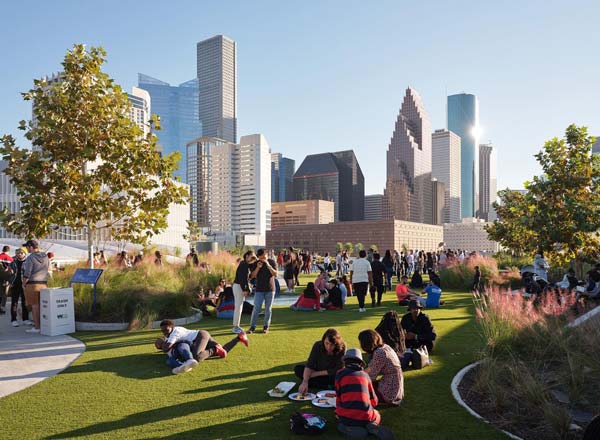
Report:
412,345,430,370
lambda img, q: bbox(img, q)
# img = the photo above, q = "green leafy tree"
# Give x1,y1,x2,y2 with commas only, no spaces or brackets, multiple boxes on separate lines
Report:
183,220,203,249
0,44,188,266
354,242,364,253
370,244,379,253
335,242,343,253
343,242,354,254
486,125,600,266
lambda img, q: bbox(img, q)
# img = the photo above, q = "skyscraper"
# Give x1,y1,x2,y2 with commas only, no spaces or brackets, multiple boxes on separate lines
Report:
138,74,201,181
293,150,365,222
126,87,151,137
197,35,237,143
186,137,216,228
384,87,433,224
432,129,462,223
593,137,600,155
448,93,479,218
364,194,384,221
431,179,446,225
478,143,497,221
271,153,296,202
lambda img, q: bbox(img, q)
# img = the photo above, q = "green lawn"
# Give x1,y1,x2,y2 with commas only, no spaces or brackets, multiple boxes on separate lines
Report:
0,274,506,439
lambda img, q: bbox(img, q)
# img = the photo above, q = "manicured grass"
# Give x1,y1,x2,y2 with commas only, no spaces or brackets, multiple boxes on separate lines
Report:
0,274,506,439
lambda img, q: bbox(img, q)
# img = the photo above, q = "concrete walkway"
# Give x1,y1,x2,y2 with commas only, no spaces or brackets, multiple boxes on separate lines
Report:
0,300,85,398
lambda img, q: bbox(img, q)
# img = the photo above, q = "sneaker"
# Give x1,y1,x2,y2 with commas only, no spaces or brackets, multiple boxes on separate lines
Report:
26,327,40,333
232,326,244,334
23,320,34,326
11,321,19,327
263,327,269,334
214,344,227,359
238,332,249,347
247,327,256,334
172,358,198,374
359,308,366,313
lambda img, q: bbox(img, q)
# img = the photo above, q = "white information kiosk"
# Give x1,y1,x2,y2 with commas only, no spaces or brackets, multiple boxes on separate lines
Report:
41,287,76,336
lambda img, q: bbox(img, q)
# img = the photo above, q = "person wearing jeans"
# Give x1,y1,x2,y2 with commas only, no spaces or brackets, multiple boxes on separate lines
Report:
248,248,277,334
22,239,49,333
9,247,30,326
232,251,256,334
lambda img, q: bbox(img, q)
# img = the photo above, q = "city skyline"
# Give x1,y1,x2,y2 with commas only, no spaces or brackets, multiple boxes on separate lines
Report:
0,1,598,195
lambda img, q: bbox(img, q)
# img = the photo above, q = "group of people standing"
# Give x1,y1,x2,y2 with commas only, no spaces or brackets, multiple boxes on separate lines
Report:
0,240,50,333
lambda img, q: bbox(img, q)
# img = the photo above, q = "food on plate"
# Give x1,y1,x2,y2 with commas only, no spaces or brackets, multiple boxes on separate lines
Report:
273,387,284,394
323,392,336,398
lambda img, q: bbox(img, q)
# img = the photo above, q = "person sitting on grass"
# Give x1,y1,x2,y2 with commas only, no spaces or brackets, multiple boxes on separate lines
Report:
290,282,321,311
429,270,441,288
295,328,346,394
409,270,423,289
338,277,348,304
158,319,249,375
400,300,436,354
358,329,404,406
321,279,344,310
335,349,395,440
423,281,443,308
314,270,328,293
375,311,406,359
395,276,416,305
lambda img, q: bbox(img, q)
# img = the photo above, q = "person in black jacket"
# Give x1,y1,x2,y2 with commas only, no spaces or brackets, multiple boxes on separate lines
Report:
322,279,344,310
231,251,257,334
369,253,386,307
409,271,423,289
9,248,30,326
400,300,436,353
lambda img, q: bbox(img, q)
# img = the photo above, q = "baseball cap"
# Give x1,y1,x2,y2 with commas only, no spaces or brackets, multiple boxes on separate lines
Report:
22,239,39,249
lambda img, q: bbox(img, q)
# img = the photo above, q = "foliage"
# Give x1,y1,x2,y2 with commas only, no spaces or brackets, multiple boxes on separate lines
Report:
370,244,379,252
439,256,499,290
49,251,237,326
492,251,532,270
335,242,343,252
183,220,203,247
343,242,353,253
0,44,188,258
353,242,364,253
471,287,599,439
486,125,600,266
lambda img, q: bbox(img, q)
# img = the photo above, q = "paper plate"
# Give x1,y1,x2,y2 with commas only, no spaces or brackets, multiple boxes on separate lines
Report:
312,397,335,408
288,392,316,402
267,381,296,398
316,390,337,399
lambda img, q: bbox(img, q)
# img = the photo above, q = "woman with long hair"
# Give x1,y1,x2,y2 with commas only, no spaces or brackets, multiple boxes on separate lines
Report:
358,329,404,406
290,282,321,311
295,328,346,394
231,250,256,334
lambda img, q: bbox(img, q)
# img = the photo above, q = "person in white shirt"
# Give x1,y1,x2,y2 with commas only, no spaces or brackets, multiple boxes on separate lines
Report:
350,250,373,312
158,320,248,374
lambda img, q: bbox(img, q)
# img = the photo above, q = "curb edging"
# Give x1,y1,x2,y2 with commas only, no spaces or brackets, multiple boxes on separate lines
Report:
75,311,203,332
451,361,524,440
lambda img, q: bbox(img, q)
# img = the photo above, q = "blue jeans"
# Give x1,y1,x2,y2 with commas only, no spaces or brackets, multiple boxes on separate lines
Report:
166,342,193,368
250,290,274,329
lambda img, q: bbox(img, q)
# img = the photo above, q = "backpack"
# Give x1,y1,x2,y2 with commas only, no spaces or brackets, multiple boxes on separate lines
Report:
290,412,326,435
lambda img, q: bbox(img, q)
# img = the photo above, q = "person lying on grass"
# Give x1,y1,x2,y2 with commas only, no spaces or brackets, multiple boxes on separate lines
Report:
295,328,346,394
158,319,249,375
335,349,395,440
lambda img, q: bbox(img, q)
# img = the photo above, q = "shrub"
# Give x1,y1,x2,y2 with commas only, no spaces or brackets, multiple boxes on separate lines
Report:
48,251,237,327
439,255,499,290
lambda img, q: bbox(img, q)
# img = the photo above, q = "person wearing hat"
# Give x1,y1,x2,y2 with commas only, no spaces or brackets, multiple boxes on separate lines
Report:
22,239,49,333
335,348,389,438
400,299,436,353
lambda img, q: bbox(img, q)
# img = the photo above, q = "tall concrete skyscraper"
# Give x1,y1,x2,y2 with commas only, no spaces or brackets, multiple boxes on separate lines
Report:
138,74,201,181
384,87,433,224
593,137,600,155
448,93,479,218
197,35,237,143
478,143,497,221
432,129,462,223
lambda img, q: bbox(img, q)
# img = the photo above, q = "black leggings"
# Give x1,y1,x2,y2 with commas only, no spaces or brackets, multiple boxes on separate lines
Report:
10,285,28,322
191,330,239,361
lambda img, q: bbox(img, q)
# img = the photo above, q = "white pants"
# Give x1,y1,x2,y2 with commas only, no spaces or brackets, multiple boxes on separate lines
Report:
232,283,245,328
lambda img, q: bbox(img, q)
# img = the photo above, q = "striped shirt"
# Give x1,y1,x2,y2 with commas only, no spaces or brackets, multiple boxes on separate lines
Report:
335,364,379,426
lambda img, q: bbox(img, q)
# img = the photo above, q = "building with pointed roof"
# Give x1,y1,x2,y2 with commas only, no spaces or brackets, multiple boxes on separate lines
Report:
384,88,433,224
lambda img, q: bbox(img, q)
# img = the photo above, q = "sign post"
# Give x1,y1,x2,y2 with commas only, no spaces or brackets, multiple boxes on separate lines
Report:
70,268,103,316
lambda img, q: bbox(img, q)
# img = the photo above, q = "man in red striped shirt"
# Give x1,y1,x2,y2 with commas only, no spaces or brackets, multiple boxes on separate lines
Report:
335,348,380,428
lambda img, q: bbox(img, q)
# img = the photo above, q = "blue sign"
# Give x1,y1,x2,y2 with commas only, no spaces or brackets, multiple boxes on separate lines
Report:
70,269,103,285
70,269,103,315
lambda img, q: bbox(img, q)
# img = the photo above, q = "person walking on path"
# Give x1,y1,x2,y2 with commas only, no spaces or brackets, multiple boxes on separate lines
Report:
22,240,49,333
351,250,372,312
232,250,256,334
9,247,31,327
248,249,277,334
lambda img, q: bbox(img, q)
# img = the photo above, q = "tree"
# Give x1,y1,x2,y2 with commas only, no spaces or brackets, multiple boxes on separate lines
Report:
486,125,600,266
183,220,203,249
354,242,364,253
0,45,188,266
370,244,379,253
336,242,343,253
343,242,354,254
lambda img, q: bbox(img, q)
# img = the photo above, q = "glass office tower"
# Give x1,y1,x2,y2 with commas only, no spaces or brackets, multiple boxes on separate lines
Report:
448,93,479,218
138,74,202,182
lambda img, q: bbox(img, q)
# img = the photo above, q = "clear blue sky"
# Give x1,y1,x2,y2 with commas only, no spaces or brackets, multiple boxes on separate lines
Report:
1,0,598,194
